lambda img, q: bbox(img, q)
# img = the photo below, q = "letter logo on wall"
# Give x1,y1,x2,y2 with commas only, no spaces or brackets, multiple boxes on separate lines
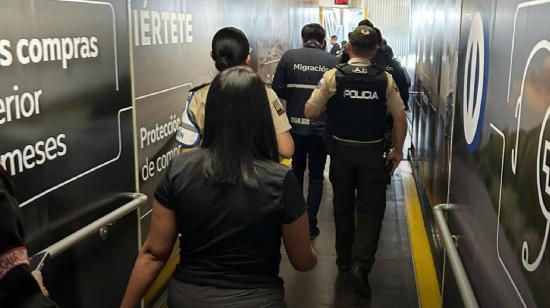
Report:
463,11,489,152
490,2,550,307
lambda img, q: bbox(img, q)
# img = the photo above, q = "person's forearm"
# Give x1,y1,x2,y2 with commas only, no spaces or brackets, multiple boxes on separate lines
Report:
304,102,321,120
393,119,407,152
120,252,168,308
277,132,294,158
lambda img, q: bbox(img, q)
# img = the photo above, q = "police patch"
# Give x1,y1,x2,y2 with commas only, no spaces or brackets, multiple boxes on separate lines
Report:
273,98,286,116
352,67,368,74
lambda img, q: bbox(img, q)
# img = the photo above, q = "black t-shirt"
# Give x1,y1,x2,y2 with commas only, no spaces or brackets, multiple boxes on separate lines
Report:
155,150,306,289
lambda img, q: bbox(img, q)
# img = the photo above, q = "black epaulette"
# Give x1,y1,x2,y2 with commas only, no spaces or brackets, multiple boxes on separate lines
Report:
190,83,210,93
335,63,349,74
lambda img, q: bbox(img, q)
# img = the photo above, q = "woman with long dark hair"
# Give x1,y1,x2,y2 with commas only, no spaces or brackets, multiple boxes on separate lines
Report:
177,27,294,159
121,67,316,308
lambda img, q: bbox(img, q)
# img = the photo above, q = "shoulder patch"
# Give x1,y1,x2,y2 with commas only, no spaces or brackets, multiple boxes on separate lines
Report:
272,98,286,116
190,82,210,93
176,98,202,148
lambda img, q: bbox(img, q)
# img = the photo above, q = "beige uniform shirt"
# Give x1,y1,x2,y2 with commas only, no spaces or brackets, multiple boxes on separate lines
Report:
307,57,405,115
188,84,291,135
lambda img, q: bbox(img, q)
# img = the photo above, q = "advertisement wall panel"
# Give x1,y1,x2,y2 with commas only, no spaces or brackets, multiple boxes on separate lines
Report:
0,0,136,306
412,0,550,306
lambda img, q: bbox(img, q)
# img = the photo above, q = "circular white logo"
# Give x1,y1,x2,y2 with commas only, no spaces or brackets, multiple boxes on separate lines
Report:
463,12,488,151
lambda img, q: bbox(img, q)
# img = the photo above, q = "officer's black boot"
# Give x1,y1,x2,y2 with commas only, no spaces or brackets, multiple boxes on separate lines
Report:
309,221,320,240
336,258,352,272
351,264,372,297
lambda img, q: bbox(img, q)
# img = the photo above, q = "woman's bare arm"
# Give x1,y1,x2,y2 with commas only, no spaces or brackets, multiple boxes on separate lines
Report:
282,214,317,272
120,200,178,308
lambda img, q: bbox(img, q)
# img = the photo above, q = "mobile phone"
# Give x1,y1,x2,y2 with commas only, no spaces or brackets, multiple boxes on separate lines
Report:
29,252,49,271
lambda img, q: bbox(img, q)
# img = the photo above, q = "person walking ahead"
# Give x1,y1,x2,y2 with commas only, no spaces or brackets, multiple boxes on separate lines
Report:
177,27,294,159
329,35,340,55
304,26,407,297
272,23,338,239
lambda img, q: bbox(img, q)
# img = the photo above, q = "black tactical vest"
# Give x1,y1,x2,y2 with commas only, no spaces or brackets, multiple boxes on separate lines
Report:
327,63,388,142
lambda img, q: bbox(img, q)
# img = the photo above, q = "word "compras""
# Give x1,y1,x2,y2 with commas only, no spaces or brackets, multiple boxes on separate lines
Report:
0,36,99,69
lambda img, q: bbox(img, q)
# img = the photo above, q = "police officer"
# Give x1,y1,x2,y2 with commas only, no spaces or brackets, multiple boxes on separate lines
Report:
304,26,407,297
272,23,338,239
177,27,294,158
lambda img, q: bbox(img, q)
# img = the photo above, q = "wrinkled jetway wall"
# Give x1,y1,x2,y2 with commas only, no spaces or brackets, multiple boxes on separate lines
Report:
410,0,550,307
363,0,411,61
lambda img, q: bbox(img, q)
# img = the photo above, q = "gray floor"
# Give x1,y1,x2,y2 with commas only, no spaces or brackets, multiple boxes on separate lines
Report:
280,164,419,308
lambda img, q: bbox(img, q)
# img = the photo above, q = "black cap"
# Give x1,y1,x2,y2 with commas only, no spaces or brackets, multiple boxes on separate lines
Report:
348,26,378,50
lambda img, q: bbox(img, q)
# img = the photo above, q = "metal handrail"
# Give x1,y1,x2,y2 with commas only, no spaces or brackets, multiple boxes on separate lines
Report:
40,193,147,258
433,204,480,308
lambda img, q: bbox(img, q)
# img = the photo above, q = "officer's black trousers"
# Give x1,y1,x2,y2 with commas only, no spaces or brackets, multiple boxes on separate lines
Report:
291,133,328,230
329,141,386,273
